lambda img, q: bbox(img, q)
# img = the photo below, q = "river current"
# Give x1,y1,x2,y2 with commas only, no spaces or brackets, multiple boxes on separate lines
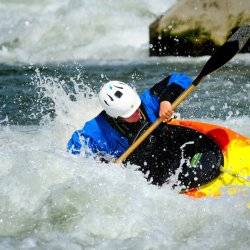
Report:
0,0,249,249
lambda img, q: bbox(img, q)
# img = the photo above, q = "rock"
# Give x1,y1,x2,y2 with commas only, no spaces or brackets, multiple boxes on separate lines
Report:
149,0,250,56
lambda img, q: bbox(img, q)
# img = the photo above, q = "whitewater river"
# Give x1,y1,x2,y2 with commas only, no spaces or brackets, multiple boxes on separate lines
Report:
0,0,250,249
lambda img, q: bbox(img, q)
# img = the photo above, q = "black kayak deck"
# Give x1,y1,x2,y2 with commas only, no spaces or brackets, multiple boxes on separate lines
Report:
126,124,224,190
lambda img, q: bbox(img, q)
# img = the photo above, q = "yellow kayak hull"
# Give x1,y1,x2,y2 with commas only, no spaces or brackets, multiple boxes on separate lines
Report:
169,119,250,198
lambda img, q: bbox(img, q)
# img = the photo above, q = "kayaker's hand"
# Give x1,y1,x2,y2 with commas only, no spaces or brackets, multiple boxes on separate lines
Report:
159,101,173,122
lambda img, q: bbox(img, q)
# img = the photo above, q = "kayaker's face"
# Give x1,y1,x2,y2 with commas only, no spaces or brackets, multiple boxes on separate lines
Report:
122,108,142,123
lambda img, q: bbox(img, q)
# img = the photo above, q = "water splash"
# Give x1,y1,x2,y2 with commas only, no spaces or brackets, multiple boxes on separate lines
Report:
0,60,249,248
0,0,176,64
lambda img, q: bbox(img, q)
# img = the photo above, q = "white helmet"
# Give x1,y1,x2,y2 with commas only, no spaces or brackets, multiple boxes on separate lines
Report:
99,81,141,118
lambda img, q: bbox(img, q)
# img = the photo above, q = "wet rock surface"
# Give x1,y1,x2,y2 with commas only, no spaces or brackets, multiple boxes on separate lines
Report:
149,0,250,56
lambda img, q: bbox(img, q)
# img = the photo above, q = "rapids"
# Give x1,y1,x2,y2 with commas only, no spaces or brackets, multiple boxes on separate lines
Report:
0,0,249,249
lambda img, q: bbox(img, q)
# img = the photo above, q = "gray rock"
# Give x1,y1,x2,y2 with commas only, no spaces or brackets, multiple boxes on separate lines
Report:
149,0,250,56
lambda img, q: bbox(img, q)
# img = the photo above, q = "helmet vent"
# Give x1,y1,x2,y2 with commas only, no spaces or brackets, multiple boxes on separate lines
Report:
114,85,123,89
114,90,123,98
107,94,114,101
104,100,109,106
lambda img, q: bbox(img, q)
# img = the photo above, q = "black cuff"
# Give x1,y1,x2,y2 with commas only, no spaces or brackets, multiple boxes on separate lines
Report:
150,76,170,97
159,83,184,103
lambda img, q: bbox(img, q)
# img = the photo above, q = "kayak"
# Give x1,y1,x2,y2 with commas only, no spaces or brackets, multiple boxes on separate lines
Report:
169,119,250,198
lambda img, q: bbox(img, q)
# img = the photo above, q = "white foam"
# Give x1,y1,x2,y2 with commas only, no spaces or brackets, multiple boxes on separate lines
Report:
0,0,176,64
0,126,248,248
199,116,250,137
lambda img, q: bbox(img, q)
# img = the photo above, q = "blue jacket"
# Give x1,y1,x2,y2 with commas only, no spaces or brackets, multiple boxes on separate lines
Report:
67,73,192,157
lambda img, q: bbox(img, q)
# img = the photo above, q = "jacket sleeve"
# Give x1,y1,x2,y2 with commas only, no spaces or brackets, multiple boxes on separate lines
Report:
150,72,192,103
67,115,128,159
67,129,99,156
67,129,122,162
67,130,82,155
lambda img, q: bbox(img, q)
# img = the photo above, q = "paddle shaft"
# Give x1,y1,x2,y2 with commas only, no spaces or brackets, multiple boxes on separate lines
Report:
116,25,250,164
116,84,197,163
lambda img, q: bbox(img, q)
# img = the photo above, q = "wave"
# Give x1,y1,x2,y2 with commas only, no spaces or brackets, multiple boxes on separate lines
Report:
0,0,176,64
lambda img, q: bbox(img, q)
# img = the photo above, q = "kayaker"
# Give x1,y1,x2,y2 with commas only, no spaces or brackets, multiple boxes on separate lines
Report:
67,73,222,188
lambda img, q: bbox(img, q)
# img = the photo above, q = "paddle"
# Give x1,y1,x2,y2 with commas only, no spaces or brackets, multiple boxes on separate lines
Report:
116,25,250,164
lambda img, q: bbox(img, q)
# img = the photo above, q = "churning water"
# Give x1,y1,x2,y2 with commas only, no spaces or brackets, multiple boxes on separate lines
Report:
0,0,249,249
0,0,176,64
0,57,249,250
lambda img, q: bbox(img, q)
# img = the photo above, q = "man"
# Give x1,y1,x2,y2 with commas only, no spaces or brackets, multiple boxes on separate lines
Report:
67,73,222,188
